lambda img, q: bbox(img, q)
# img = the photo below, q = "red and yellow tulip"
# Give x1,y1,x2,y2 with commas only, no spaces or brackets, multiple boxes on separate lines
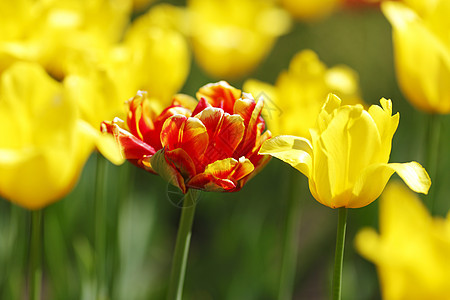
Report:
102,81,271,193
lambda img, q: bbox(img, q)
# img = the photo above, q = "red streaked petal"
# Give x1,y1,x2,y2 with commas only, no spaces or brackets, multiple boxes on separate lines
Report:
194,107,224,139
160,115,209,172
235,98,266,156
219,114,245,155
187,157,254,192
192,97,211,116
196,81,241,114
187,173,236,192
181,117,209,165
233,97,256,125
165,148,197,180
126,91,156,140
160,114,187,149
150,148,186,193
195,108,245,159
101,121,155,159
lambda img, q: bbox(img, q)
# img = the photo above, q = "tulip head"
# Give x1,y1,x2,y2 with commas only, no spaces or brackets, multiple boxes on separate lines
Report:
0,62,95,209
244,49,363,138
356,182,450,299
260,94,431,208
102,81,271,193
382,0,450,114
186,0,290,79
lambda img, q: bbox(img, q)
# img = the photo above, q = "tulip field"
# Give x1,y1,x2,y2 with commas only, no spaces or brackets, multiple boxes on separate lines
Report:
1,0,450,299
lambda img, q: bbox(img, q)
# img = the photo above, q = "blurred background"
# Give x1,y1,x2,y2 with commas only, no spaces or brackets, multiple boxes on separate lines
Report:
1,0,449,299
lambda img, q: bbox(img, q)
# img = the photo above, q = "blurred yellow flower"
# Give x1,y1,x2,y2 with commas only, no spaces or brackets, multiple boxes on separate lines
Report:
356,182,450,300
63,4,190,162
186,0,290,79
244,49,363,138
280,0,343,21
0,0,132,79
260,94,430,208
122,5,191,105
382,0,450,114
0,62,97,209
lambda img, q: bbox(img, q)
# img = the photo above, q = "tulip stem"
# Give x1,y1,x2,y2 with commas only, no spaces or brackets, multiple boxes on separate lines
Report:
425,113,441,214
278,170,304,300
332,207,348,300
30,209,42,300
167,189,199,300
95,153,108,299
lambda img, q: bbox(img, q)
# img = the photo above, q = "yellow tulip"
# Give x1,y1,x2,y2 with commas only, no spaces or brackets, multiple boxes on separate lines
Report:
382,0,450,114
356,182,450,299
0,0,132,79
186,0,290,79
63,4,190,164
123,5,191,106
280,0,343,21
244,49,363,138
259,94,430,208
0,62,96,209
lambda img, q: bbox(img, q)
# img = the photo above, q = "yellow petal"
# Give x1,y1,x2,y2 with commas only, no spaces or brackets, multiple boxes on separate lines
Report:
350,161,431,208
367,98,399,163
259,135,312,177
382,1,450,113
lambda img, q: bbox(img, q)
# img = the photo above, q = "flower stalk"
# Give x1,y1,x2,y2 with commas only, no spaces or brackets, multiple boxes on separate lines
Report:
332,207,348,300
167,189,199,300
278,170,304,300
30,209,43,300
95,153,108,299
425,113,441,214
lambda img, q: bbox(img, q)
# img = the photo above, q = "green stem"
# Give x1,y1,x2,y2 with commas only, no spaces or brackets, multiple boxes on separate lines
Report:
425,113,441,214
167,189,199,300
95,154,108,300
332,207,348,300
278,170,305,300
30,210,42,300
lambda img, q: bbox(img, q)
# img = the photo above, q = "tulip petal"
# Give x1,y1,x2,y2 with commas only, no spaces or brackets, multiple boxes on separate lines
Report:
101,120,156,160
160,114,187,148
368,98,399,162
164,148,197,180
350,161,431,208
188,157,254,192
191,97,211,116
259,135,312,177
195,107,245,162
196,81,241,113
233,96,256,125
316,93,342,133
150,148,186,193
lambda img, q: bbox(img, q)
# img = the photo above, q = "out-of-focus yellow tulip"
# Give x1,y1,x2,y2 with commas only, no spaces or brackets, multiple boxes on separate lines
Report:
356,182,450,299
0,0,132,79
244,49,363,138
280,0,343,21
186,0,290,79
122,5,191,106
382,0,450,114
260,94,431,208
0,62,97,209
